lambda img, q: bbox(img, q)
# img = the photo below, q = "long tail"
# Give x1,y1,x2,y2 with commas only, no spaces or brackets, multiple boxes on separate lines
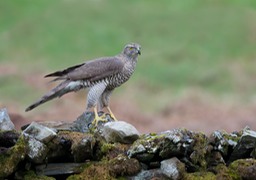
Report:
25,80,84,112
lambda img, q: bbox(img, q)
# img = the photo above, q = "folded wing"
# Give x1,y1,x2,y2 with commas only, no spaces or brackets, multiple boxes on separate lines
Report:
45,57,124,82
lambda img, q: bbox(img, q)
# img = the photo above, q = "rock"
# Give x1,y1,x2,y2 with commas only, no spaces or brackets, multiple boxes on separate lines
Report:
128,169,168,180
128,133,164,162
22,122,57,143
71,133,96,162
207,151,225,168
102,121,139,144
36,163,84,176
71,112,94,133
46,134,73,163
159,129,196,159
209,130,239,159
160,157,186,180
72,112,114,133
0,108,15,131
57,131,96,163
0,131,20,148
128,128,208,171
25,136,49,164
109,155,141,176
228,128,256,163
22,121,73,131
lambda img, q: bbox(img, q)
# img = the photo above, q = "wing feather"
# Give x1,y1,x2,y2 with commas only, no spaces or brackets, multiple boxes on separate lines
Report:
44,63,84,78
45,56,124,81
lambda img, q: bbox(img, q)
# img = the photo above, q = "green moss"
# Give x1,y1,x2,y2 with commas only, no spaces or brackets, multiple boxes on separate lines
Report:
208,164,233,180
23,171,55,180
184,172,216,180
67,155,140,180
67,162,114,180
208,159,256,179
228,158,256,179
57,131,94,145
190,132,208,169
0,136,26,178
101,143,115,154
109,154,141,177
98,142,130,160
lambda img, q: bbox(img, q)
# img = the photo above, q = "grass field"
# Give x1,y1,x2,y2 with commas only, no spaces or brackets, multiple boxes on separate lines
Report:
1,1,256,133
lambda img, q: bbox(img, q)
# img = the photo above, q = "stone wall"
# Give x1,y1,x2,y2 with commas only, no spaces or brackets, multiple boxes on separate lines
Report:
1,108,256,179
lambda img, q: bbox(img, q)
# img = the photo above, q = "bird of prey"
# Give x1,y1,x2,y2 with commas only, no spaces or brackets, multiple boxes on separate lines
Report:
25,43,141,126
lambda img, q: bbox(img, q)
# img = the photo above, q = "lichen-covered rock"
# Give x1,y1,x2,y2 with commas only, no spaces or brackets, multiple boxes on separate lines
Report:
208,130,239,159
0,137,26,178
128,169,168,180
159,129,199,159
228,128,256,163
127,133,164,162
22,122,57,143
0,108,15,131
128,128,208,171
25,136,49,164
102,121,139,144
160,157,186,180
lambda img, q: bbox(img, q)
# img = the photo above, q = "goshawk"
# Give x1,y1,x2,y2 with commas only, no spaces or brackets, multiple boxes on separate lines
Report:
25,43,141,125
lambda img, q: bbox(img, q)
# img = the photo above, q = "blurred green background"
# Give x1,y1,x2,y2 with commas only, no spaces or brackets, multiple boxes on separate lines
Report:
1,0,256,132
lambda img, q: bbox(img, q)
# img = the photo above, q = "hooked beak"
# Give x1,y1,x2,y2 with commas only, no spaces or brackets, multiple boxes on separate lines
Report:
138,49,141,55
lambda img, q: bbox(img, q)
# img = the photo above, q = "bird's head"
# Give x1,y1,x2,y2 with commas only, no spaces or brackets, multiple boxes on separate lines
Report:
123,43,141,58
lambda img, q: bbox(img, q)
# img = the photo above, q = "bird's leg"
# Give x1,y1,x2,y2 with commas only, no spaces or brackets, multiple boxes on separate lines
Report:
91,106,107,126
106,106,118,121
87,83,108,126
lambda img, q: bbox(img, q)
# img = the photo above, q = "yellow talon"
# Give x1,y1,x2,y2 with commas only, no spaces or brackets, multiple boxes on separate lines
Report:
91,107,107,126
107,106,118,121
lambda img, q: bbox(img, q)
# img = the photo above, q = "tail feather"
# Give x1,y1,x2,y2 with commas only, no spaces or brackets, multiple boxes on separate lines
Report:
25,80,83,112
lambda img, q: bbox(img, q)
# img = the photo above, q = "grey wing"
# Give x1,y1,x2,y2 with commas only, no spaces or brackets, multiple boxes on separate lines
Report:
45,56,124,81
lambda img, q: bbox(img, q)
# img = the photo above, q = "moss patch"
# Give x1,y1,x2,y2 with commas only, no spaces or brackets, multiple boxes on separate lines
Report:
67,155,141,179
67,163,113,180
214,164,234,180
228,158,256,179
184,171,216,180
0,136,26,178
104,143,130,160
109,155,141,177
23,170,55,180
190,132,208,170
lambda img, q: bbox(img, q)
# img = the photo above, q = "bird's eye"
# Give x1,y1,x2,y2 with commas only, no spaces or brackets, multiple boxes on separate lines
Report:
129,47,134,50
